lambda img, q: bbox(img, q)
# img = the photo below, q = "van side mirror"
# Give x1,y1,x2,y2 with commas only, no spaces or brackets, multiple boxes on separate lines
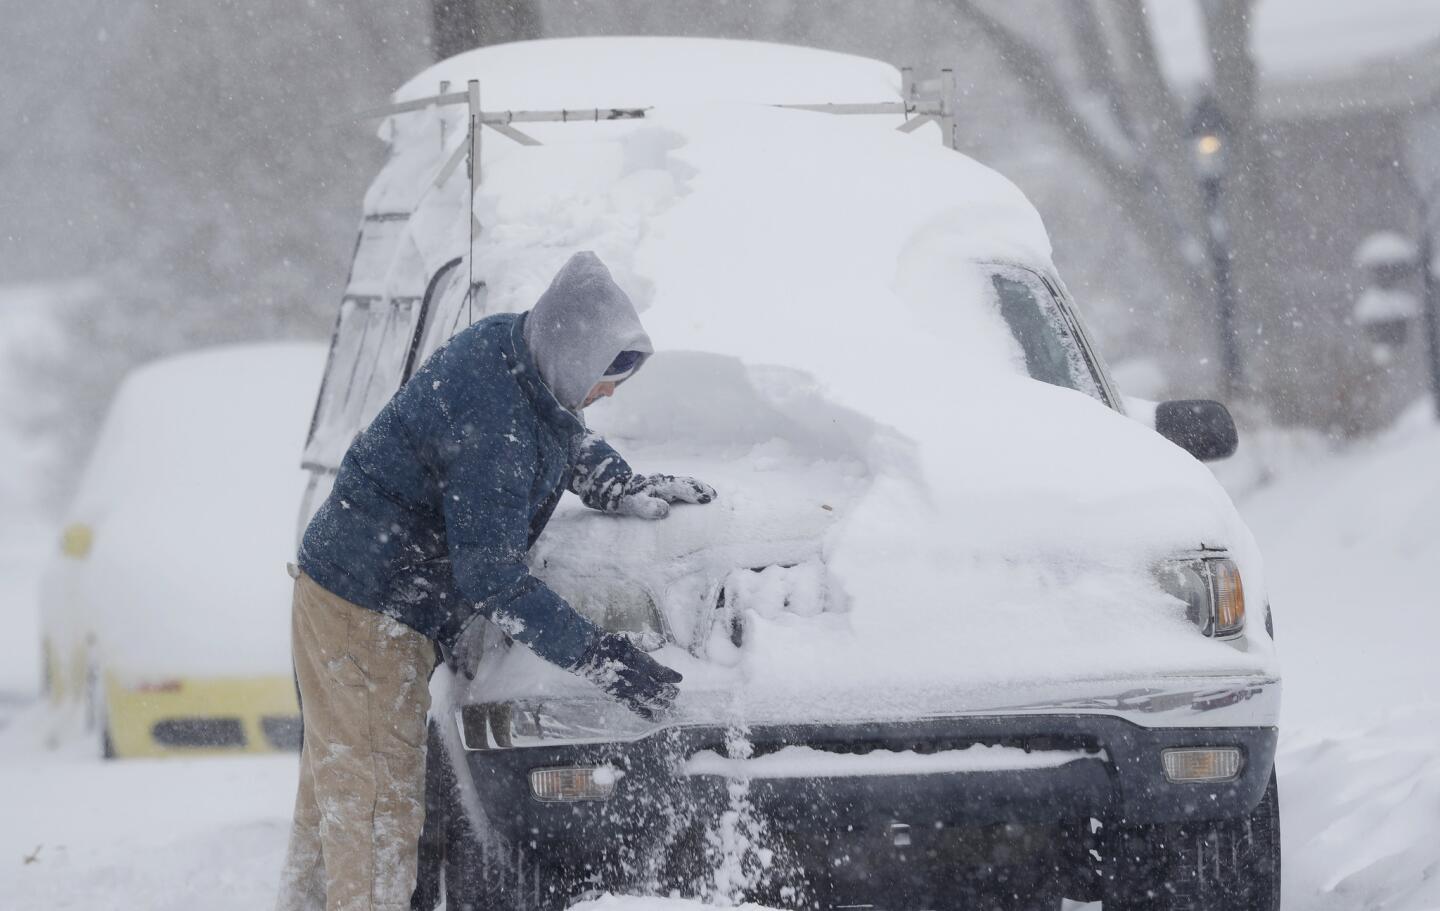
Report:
1155,400,1238,462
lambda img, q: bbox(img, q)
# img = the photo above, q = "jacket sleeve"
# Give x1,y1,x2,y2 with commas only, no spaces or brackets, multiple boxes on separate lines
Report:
569,432,636,513
441,428,603,669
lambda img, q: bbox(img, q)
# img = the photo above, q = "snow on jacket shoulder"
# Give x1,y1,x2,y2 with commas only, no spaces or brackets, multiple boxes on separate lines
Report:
297,311,632,667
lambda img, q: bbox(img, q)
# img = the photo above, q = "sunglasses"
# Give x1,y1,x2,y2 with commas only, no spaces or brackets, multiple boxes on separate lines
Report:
604,350,646,377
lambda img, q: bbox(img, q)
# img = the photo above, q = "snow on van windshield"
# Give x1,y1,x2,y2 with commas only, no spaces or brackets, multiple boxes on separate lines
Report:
371,96,1274,709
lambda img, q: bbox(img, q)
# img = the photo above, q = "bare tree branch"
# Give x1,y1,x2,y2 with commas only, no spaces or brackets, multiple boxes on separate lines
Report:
1062,1,1134,144
952,2,1142,186
949,0,1214,318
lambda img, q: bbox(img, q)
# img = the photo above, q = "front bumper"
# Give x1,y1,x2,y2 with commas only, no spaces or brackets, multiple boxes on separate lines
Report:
105,673,301,758
458,673,1279,859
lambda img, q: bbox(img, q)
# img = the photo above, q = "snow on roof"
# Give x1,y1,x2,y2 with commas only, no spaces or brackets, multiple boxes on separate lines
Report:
1147,0,1440,87
395,36,901,110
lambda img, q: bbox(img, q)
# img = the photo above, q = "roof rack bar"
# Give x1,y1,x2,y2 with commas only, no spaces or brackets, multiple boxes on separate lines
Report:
347,64,960,148
467,80,482,188
352,90,469,121
484,107,651,124
433,135,469,188
438,80,451,150
897,115,936,134
938,68,958,150
774,101,940,117
485,121,542,146
358,99,941,123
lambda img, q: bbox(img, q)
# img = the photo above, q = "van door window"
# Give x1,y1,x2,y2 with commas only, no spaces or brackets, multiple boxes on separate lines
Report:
302,294,420,471
405,259,486,382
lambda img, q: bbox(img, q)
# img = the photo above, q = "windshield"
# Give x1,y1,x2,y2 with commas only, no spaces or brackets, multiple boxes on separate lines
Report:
986,265,1104,401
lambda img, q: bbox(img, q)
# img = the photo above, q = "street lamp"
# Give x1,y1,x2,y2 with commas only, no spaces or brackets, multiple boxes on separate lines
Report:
1189,92,1243,400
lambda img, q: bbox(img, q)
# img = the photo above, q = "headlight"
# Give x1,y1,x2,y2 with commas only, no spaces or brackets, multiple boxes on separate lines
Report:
541,577,668,650
1155,555,1246,638
458,698,656,751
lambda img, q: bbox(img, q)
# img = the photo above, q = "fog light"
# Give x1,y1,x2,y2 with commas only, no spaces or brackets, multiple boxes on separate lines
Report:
528,766,620,802
1162,748,1242,782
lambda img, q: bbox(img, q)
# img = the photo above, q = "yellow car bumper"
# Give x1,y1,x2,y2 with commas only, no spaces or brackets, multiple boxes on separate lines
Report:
105,673,300,759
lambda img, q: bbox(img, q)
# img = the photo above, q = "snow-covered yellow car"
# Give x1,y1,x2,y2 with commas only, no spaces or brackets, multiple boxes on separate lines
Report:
39,343,323,758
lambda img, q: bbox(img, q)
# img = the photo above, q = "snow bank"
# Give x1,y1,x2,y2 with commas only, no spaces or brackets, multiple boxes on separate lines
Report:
1238,402,1440,728
1231,402,1440,911
0,743,296,910
1279,710,1440,911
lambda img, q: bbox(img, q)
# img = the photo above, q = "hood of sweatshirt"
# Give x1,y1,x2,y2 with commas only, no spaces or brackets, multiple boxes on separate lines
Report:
523,252,653,413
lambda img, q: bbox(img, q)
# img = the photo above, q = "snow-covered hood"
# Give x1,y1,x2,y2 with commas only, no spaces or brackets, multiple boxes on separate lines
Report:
469,348,1273,721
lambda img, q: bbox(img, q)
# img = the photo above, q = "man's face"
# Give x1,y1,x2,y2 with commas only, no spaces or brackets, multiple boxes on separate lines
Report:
582,381,619,409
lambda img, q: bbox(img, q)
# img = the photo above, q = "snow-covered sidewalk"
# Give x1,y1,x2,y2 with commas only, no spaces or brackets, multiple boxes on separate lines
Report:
0,744,296,910
1240,405,1440,911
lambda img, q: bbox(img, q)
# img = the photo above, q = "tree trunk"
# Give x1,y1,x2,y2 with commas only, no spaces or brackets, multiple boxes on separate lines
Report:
431,0,541,61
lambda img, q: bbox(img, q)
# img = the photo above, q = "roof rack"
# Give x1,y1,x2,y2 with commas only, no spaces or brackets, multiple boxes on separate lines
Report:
342,66,961,337
353,67,960,190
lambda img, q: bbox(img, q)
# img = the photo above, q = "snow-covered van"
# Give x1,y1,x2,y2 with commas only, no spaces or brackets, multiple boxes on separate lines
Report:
305,38,1280,911
40,344,324,757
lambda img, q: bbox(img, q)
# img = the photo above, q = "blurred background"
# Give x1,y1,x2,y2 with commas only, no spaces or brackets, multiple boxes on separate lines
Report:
3,3,1440,907
5,0,1440,506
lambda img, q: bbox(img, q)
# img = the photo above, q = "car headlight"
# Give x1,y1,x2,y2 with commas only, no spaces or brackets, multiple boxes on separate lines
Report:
1154,555,1246,638
458,698,657,751
541,577,669,650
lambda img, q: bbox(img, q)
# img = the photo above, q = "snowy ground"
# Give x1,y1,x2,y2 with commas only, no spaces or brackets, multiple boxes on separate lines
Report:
2,407,1437,910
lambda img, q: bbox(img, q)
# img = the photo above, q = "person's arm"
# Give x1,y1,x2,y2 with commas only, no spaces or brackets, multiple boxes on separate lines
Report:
570,432,717,519
441,426,683,718
568,432,635,513
442,429,602,669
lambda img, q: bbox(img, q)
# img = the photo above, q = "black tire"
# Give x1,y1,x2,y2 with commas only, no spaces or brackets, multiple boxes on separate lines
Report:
1106,771,1281,911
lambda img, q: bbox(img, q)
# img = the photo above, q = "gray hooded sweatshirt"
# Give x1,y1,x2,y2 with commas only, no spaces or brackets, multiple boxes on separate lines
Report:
523,252,653,412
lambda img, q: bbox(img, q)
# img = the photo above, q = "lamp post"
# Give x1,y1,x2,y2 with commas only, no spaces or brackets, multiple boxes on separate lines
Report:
1189,93,1243,401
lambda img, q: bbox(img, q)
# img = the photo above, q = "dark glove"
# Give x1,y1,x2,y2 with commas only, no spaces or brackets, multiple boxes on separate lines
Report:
573,633,683,720
613,474,717,519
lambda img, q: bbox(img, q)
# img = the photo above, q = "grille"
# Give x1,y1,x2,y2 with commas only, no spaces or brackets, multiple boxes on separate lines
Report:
262,715,303,751
734,733,1102,760
151,718,247,748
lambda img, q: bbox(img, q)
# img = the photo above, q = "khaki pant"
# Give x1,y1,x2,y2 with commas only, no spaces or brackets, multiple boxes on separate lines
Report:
275,572,435,911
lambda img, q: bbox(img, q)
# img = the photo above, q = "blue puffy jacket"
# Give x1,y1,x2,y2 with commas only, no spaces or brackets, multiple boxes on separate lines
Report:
297,311,636,668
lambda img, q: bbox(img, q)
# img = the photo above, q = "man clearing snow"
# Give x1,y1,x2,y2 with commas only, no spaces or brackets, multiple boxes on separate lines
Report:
275,252,713,911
